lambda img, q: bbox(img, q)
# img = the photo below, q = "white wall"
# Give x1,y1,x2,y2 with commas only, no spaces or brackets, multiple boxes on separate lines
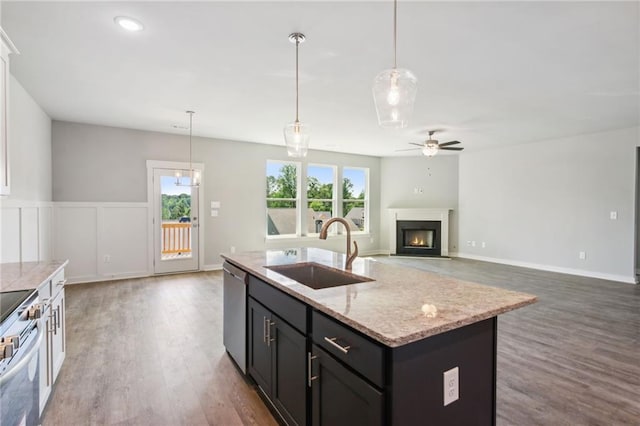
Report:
52,121,381,280
379,155,459,253
458,126,640,283
0,76,53,264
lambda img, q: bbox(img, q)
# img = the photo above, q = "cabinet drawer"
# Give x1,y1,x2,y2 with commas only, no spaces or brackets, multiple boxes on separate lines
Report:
51,268,65,297
249,275,307,334
312,310,384,388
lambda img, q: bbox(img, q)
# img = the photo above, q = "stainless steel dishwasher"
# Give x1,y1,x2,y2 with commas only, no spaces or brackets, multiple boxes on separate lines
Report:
223,261,248,373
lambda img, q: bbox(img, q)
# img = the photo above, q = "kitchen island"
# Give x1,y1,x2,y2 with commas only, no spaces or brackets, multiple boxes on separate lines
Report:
221,248,536,426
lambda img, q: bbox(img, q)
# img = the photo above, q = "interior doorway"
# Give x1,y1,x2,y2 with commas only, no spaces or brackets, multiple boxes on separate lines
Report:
147,161,204,275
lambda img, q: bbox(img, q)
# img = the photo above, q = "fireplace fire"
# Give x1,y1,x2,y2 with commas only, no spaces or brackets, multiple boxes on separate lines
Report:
396,220,441,256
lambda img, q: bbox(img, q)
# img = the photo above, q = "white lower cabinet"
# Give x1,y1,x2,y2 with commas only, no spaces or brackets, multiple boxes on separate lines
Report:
39,268,66,415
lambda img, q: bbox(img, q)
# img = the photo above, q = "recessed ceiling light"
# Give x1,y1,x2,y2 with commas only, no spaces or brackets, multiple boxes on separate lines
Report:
114,16,144,32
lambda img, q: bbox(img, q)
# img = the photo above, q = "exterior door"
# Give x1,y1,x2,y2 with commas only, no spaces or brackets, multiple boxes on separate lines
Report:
153,168,199,274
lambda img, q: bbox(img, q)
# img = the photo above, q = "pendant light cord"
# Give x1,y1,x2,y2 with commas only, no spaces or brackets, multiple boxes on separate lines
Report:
393,0,397,69
295,37,300,123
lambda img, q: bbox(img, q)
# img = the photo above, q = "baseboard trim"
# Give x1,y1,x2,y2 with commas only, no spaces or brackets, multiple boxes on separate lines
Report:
456,252,638,284
203,263,223,271
67,271,150,284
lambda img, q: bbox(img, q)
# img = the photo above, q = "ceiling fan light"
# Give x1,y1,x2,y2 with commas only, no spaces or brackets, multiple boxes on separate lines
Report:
372,68,417,128
284,121,310,157
422,142,439,157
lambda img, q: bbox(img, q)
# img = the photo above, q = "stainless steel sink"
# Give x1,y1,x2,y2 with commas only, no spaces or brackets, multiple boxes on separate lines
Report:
265,262,373,290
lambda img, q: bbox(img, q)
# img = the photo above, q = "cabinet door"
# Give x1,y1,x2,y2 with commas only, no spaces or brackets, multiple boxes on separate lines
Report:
51,288,65,382
38,309,52,415
311,344,383,426
248,298,272,395
271,314,307,426
0,38,9,195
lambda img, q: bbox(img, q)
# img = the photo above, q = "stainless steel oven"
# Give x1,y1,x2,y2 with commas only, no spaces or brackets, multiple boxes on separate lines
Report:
0,290,42,426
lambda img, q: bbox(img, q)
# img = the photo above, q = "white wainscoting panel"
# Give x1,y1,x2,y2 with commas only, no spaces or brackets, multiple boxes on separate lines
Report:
39,206,53,261
100,205,148,279
20,207,39,262
0,207,20,263
53,203,150,283
54,205,98,282
0,201,54,265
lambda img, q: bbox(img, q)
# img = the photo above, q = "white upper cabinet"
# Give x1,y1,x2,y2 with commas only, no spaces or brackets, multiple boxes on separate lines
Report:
0,27,19,196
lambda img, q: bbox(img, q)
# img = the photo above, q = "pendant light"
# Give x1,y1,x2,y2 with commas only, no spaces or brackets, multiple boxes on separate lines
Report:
284,32,310,158
175,110,200,187
372,0,417,128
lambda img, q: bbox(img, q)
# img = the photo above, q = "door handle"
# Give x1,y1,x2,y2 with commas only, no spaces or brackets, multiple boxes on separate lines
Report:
307,352,318,387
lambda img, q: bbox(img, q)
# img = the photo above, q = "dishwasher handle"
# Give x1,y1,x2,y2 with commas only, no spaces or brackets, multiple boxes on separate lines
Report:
223,262,248,283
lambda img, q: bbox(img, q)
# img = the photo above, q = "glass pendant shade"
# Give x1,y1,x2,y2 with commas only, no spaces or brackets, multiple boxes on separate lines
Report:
284,121,310,157
372,68,418,128
422,142,439,157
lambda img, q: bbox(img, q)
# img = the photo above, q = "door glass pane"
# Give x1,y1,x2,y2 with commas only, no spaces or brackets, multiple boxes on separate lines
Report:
160,176,192,260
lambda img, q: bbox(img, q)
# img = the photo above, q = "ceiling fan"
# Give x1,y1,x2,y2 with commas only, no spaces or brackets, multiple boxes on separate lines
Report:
397,130,464,156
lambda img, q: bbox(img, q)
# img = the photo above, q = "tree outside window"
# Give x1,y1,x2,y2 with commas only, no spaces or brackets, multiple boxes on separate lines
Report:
266,161,299,236
307,164,335,233
343,167,368,232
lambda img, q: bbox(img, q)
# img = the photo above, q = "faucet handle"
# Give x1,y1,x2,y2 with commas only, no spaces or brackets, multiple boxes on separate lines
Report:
345,241,359,270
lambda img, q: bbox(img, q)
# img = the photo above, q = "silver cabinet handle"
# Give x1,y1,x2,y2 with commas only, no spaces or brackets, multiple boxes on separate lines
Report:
307,352,318,387
267,321,275,347
324,337,350,354
263,316,267,343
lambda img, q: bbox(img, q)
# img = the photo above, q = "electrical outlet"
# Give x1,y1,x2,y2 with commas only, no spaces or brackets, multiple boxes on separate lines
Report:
104,255,111,263
443,367,459,406
471,241,476,247
481,242,486,248
579,251,586,260
610,211,617,220
467,241,471,247
230,246,236,253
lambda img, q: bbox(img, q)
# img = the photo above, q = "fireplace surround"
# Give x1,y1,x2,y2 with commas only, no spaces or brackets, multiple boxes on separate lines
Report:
388,208,452,257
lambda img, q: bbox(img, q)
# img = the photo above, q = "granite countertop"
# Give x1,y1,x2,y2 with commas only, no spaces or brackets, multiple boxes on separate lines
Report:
1,260,69,292
222,248,537,348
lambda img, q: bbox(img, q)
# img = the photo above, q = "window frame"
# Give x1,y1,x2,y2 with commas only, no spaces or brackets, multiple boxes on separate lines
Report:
342,166,370,234
265,161,370,238
266,160,301,238
306,163,338,235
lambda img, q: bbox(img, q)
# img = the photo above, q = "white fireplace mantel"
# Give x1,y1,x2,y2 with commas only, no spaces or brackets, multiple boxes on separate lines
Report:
389,208,453,256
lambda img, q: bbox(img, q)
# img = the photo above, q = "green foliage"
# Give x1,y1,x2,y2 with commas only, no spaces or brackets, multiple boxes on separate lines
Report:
162,193,191,220
266,164,365,217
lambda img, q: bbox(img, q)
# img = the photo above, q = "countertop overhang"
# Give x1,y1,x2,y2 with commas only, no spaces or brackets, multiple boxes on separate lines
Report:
1,260,69,292
221,248,537,347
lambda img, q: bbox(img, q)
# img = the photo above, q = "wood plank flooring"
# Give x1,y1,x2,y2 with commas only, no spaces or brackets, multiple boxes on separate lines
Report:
42,258,640,425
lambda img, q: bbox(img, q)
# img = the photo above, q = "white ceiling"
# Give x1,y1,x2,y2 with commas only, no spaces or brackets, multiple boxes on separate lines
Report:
2,1,639,157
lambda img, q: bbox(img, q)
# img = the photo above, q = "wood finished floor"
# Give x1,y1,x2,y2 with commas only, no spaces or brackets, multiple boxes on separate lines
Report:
42,258,640,426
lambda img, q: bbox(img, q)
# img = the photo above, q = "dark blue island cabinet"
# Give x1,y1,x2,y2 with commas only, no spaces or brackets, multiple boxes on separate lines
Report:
246,274,497,426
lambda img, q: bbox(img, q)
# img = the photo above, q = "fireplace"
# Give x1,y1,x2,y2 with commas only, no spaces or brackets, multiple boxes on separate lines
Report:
396,220,442,256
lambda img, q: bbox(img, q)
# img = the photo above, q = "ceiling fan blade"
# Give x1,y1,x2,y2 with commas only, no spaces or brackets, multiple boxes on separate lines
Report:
395,147,422,152
440,147,464,151
439,140,461,147
409,142,424,147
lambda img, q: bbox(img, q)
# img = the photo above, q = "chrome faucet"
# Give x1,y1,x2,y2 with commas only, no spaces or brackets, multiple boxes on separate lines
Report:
318,217,358,270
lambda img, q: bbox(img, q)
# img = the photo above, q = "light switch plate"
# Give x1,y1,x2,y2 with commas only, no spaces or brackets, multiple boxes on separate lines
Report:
610,211,617,220
211,201,221,209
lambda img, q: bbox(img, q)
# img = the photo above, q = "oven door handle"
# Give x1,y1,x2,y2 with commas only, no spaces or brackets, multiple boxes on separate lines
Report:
0,324,44,385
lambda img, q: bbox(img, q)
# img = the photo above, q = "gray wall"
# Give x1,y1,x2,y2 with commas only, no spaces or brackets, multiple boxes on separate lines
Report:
7,75,51,201
458,126,639,281
379,155,459,252
52,121,381,267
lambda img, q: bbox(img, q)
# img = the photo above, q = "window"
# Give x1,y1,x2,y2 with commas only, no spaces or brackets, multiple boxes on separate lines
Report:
266,161,369,237
266,161,300,236
343,167,368,232
307,164,336,234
